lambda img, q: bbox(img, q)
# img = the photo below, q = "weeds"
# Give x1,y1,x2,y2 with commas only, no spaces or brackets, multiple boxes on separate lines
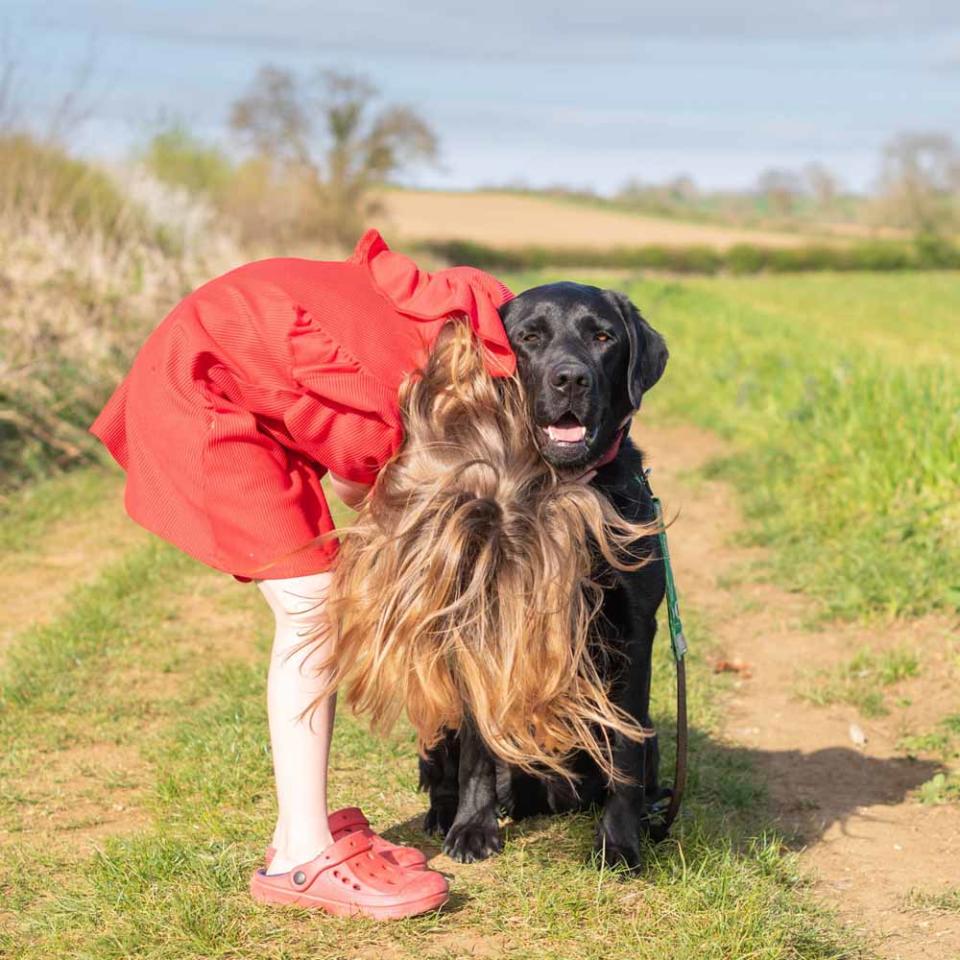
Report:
796,647,920,717
0,134,240,494
904,887,960,914
897,714,960,805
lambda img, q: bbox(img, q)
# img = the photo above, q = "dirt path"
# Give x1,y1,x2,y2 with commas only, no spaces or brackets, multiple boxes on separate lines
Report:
639,421,960,960
0,473,149,654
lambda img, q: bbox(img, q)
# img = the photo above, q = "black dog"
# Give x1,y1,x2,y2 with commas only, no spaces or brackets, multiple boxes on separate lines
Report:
419,282,670,870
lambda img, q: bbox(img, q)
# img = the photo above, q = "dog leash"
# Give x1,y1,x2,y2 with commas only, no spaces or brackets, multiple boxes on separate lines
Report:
636,467,688,835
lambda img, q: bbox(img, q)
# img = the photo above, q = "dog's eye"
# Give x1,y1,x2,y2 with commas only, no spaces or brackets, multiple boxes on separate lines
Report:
594,332,612,343
521,332,540,344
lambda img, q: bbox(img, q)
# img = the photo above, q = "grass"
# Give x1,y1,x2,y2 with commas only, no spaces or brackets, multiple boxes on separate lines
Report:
0,464,117,548
0,132,238,494
501,270,960,621
683,272,960,364
903,887,960,914
795,646,921,718
0,475,861,959
897,713,960,761
897,714,960,805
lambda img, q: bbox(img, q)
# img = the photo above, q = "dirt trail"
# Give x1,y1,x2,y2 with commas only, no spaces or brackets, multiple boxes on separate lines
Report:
0,474,149,654
639,421,960,960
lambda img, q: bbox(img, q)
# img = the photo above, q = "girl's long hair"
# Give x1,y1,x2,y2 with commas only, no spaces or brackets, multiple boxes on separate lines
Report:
306,320,657,782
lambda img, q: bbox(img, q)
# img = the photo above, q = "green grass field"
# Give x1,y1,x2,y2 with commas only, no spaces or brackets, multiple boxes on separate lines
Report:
507,271,958,621
4,269,957,958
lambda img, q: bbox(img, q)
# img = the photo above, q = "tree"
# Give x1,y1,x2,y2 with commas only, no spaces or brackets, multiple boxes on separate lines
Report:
876,132,960,239
803,162,839,211
142,121,233,197
755,167,804,218
230,66,437,244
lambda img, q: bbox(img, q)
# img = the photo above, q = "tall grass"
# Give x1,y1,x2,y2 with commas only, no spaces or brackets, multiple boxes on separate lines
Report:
0,134,239,495
621,275,960,619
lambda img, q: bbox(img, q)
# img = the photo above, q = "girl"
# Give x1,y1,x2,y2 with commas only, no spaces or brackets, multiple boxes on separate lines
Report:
91,229,648,920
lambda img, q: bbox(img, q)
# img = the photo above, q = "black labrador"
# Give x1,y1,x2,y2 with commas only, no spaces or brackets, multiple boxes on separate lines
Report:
419,281,670,870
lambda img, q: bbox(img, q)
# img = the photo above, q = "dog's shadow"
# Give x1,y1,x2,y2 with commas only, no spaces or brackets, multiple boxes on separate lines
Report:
378,734,941,881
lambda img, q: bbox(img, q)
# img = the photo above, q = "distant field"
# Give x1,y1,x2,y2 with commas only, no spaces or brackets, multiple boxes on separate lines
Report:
682,272,960,365
380,189,844,251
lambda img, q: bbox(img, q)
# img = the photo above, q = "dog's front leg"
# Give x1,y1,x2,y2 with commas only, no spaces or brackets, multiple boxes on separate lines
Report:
442,719,502,863
594,617,660,871
420,730,460,838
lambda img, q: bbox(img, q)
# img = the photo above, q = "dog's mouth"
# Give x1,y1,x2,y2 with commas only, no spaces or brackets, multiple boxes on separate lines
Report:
546,411,587,443
542,412,588,446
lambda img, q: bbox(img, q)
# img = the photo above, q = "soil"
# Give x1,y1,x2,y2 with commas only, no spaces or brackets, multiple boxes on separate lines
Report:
639,420,960,960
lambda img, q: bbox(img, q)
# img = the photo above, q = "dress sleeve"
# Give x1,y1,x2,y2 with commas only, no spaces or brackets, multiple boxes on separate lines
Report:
282,306,403,485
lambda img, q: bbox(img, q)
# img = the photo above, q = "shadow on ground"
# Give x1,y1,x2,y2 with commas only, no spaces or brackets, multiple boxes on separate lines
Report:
377,733,941,867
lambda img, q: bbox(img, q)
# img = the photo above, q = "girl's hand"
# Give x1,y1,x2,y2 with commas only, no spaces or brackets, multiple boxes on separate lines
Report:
329,473,373,509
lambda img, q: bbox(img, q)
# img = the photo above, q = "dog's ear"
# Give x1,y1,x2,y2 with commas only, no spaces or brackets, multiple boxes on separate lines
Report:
602,290,668,409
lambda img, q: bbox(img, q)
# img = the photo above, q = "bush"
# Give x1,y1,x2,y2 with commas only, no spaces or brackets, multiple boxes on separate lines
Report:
417,237,960,275
0,134,137,242
141,124,234,198
0,134,234,494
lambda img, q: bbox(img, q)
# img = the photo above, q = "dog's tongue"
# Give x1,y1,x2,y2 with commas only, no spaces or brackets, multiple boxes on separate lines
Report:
547,418,586,443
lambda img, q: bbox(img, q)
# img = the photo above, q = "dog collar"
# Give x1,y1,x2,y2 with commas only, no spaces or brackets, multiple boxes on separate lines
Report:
571,414,634,482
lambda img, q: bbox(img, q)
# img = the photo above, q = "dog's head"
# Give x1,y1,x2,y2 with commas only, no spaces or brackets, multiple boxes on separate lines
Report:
499,282,668,471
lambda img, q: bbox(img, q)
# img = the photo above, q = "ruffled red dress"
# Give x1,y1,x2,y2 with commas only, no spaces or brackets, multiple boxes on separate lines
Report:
90,229,515,580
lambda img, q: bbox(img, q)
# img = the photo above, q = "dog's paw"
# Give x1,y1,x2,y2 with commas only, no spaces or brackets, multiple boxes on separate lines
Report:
442,815,502,863
423,803,457,837
593,821,645,872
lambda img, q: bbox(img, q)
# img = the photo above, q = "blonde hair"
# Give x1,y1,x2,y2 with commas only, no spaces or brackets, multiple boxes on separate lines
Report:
307,320,656,782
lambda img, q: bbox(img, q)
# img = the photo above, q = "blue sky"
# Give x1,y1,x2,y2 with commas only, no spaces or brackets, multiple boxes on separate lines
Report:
5,1,960,193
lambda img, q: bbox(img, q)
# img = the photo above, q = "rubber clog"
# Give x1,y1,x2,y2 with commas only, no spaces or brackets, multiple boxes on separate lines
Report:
265,806,428,871
249,832,448,920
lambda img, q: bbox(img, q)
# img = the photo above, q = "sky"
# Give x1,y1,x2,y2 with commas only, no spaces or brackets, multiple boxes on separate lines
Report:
4,1,960,194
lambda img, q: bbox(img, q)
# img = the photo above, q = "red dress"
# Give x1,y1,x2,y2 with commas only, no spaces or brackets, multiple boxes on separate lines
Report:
90,229,515,579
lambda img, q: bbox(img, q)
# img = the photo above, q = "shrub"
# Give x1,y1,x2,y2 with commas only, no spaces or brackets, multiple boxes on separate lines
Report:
418,237,960,275
141,124,234,198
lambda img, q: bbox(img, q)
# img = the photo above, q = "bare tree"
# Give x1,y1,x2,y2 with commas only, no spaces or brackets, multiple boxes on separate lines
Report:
0,31,102,142
803,162,839,211
755,167,804,218
229,66,312,167
230,66,438,244
877,132,960,238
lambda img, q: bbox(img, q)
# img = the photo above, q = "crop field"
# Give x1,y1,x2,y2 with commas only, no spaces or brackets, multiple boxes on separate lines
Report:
2,269,958,960
381,189,844,250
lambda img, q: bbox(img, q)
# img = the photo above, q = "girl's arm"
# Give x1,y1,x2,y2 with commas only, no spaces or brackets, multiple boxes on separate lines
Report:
329,473,373,510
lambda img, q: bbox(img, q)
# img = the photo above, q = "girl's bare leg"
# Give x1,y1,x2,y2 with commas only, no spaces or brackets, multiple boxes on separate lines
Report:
257,572,337,875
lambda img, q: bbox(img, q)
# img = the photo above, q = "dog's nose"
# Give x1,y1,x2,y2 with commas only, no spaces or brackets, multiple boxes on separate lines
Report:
548,363,591,394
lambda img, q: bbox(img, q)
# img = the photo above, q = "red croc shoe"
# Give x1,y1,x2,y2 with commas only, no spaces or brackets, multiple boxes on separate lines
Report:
265,807,428,871
249,833,448,920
